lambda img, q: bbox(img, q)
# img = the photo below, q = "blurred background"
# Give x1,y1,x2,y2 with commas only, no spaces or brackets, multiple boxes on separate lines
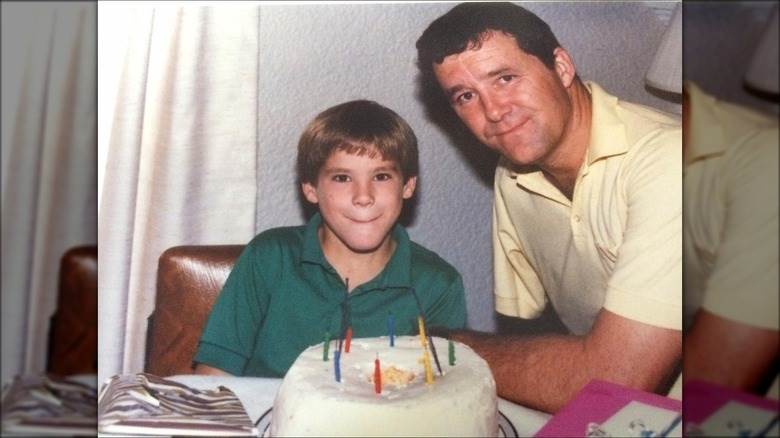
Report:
2,1,97,384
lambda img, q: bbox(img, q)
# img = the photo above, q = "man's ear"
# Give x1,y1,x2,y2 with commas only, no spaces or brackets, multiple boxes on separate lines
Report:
552,47,576,88
301,182,319,204
402,176,417,199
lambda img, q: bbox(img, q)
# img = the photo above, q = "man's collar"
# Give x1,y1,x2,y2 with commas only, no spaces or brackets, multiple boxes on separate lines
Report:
683,80,727,164
584,81,630,165
505,81,626,190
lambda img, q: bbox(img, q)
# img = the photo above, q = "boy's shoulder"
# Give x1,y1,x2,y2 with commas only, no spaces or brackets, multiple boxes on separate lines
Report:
407,239,461,280
244,224,307,255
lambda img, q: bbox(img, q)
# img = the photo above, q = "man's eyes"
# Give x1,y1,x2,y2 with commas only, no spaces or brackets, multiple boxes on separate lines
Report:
454,91,475,105
498,74,516,84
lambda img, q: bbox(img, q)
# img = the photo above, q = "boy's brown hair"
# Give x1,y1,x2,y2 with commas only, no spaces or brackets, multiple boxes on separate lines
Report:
297,100,419,184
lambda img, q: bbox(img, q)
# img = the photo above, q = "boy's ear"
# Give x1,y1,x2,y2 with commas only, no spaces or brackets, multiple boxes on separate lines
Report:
402,176,417,199
301,182,319,204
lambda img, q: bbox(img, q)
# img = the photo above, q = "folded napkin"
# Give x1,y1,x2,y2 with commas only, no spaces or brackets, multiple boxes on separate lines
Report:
97,372,256,436
1,374,97,435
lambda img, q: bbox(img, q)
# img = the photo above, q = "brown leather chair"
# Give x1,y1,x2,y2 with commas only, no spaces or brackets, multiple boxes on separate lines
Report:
47,245,98,376
144,245,244,376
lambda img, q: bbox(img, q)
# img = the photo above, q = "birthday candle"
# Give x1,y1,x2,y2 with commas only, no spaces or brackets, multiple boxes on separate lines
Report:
388,314,395,347
417,316,427,347
374,355,382,394
334,350,341,382
345,327,352,353
427,334,443,376
448,339,456,366
323,331,330,361
422,351,434,385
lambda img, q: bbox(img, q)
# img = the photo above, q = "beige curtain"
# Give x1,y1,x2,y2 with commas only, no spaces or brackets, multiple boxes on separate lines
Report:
1,2,97,382
97,5,260,383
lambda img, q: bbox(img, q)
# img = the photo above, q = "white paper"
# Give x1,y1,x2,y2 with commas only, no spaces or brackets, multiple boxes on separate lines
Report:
599,400,680,437
698,400,778,437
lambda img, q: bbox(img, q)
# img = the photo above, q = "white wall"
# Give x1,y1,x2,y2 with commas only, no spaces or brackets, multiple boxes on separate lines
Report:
98,2,679,333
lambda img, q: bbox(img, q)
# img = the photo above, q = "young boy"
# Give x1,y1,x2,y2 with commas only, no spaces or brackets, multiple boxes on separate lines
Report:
193,100,467,377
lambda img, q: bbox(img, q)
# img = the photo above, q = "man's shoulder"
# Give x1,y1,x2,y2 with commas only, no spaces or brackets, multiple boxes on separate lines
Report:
616,99,681,145
589,81,680,156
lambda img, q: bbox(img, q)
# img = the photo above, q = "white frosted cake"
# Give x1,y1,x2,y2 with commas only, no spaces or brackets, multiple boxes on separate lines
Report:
270,335,498,437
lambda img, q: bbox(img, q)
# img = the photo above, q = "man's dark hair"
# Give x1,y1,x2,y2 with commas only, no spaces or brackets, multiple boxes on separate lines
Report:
416,2,561,81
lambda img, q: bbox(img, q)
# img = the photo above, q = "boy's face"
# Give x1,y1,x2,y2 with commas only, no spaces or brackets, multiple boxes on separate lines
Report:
301,148,416,255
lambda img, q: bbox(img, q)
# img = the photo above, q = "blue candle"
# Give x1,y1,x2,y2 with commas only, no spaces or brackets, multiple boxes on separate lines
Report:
388,314,395,347
334,350,341,382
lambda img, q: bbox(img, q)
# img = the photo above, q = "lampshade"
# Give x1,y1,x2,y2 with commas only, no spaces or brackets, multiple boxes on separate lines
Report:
645,2,682,94
744,5,779,94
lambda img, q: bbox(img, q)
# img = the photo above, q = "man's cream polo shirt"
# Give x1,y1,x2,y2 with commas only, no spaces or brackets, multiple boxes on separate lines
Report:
684,82,779,400
683,81,778,332
493,81,682,335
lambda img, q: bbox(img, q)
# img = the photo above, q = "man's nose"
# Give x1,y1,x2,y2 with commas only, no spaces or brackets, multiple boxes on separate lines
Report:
482,92,510,122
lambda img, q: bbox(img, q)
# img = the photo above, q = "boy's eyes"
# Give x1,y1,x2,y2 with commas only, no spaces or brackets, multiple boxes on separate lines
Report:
329,173,394,182
374,173,393,181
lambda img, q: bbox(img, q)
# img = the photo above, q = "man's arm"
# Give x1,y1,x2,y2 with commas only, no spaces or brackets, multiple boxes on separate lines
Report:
684,309,778,393
451,309,681,413
193,363,233,376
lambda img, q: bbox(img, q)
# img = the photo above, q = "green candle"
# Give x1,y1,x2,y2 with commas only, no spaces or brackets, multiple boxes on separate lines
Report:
323,331,330,361
448,339,455,366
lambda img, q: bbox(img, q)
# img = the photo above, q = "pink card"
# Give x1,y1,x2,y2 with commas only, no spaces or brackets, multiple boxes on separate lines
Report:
535,379,681,437
683,379,779,435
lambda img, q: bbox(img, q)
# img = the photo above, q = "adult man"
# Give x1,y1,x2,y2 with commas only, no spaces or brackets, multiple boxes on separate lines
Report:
416,3,682,412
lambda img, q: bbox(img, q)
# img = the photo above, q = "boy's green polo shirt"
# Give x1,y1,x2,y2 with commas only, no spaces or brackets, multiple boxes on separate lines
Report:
194,213,466,377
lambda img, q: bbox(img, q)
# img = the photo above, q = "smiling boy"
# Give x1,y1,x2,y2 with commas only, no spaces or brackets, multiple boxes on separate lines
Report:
193,100,466,377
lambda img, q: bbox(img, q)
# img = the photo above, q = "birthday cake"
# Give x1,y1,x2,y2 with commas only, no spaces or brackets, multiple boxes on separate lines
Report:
270,335,498,437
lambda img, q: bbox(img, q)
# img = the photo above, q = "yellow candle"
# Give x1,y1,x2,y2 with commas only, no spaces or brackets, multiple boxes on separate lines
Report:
422,351,434,385
417,316,427,348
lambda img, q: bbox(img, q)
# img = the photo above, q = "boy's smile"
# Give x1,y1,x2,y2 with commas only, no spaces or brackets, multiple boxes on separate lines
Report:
302,148,417,259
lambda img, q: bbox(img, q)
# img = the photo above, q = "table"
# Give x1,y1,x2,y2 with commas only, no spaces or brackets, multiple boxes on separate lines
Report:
169,374,552,436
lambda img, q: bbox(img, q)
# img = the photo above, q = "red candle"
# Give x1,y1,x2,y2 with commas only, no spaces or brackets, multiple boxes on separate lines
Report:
345,327,353,353
374,356,382,394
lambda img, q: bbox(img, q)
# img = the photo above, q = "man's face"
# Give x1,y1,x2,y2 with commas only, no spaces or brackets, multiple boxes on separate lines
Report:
433,32,574,167
301,148,416,255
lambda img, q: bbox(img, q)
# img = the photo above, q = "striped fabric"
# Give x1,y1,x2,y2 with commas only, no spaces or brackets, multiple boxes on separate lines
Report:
97,373,256,436
1,374,97,434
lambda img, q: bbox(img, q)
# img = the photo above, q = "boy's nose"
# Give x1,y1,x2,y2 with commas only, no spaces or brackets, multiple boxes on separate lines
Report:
353,184,374,207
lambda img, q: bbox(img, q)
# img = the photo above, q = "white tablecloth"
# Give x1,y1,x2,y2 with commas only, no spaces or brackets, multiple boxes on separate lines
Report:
169,375,551,437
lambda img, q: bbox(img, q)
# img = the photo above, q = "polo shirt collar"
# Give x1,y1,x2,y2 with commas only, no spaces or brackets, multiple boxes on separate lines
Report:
300,212,412,290
301,212,329,266
684,80,727,165
506,81,627,205
584,81,630,164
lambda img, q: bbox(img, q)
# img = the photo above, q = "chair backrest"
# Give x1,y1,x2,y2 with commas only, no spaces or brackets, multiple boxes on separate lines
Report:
145,245,244,376
47,245,98,376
